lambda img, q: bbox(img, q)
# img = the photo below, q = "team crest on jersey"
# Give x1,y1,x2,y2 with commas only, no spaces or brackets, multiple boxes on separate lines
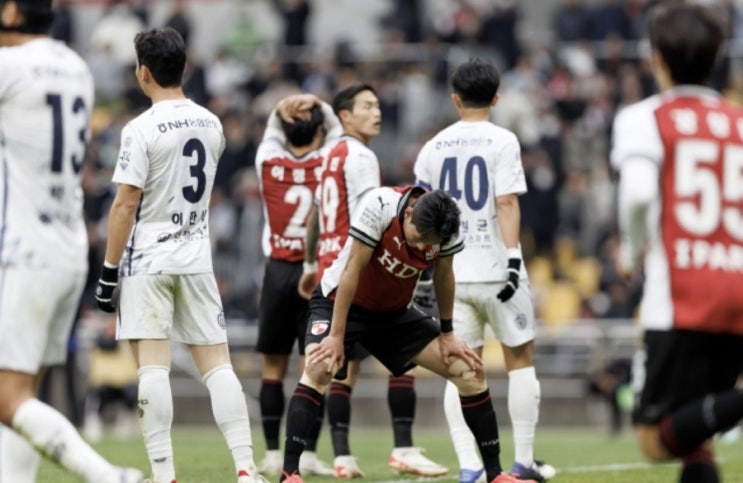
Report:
310,320,330,335
118,150,131,170
425,244,440,260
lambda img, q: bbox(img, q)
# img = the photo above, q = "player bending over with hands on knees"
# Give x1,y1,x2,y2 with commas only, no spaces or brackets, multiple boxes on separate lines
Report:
280,186,537,483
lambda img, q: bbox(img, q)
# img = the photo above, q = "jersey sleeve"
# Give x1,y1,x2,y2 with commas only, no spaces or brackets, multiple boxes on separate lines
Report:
611,102,663,170
0,51,12,101
262,109,286,144
493,133,527,197
112,121,149,188
346,148,382,208
348,188,388,248
321,101,343,145
413,140,434,190
440,230,465,257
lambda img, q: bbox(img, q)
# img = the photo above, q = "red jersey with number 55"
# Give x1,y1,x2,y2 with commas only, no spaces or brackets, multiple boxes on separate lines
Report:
612,87,743,334
315,135,381,279
256,138,324,262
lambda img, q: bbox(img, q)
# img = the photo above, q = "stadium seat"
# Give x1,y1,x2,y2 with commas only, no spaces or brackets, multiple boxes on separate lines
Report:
539,282,581,327
568,257,602,299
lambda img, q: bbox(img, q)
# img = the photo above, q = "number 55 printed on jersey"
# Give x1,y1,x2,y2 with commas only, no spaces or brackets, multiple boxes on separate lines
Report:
675,139,743,241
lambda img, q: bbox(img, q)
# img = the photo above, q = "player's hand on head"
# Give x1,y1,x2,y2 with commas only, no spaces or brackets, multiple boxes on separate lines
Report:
278,94,321,122
95,262,119,313
497,256,521,302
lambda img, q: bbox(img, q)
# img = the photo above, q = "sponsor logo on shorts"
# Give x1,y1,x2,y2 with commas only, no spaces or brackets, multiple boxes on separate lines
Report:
515,313,527,329
310,320,330,335
217,311,226,329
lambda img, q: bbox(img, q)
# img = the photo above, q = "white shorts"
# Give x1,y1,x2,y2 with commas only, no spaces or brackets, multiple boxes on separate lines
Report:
117,273,226,345
453,280,536,348
0,268,86,373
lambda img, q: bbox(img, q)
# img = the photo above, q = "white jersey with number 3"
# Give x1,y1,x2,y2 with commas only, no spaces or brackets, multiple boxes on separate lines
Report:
0,38,93,271
112,99,225,276
414,120,527,282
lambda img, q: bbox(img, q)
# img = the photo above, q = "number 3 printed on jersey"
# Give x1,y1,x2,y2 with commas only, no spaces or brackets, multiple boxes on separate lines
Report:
182,138,207,203
675,139,743,241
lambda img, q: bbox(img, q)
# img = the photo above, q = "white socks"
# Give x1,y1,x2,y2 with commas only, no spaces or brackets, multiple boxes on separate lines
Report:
508,366,540,467
443,380,481,470
444,367,541,470
138,365,175,482
203,364,255,474
0,425,39,483
11,398,115,482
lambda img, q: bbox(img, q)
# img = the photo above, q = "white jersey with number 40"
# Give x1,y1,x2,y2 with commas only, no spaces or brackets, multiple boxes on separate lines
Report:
0,38,94,271
112,99,225,276
414,120,527,283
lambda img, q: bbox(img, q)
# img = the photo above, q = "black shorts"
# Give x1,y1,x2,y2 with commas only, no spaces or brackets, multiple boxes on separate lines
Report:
306,289,440,377
632,329,743,425
256,259,309,355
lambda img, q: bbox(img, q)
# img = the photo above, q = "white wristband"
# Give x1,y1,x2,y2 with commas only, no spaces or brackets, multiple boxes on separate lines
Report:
303,261,318,274
506,247,522,260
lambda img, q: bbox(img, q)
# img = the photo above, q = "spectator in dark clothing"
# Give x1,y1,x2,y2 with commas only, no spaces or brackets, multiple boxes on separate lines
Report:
51,0,74,46
164,0,192,48
554,0,591,41
478,4,522,70
589,0,630,40
380,0,423,43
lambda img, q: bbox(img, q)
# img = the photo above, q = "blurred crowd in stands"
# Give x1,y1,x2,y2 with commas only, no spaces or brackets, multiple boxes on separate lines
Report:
55,0,743,328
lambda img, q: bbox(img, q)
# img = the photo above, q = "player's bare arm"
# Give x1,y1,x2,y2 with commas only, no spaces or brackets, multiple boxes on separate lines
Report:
494,193,521,249
432,255,455,322
298,204,320,300
104,183,144,265
277,93,323,122
308,239,373,372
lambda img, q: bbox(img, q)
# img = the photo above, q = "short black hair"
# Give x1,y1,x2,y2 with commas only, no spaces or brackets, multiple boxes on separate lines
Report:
332,83,376,116
134,27,187,88
451,58,500,108
411,190,461,245
648,3,724,86
4,0,54,33
281,105,325,148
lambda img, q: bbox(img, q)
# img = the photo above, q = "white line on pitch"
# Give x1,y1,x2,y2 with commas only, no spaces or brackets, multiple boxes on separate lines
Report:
559,461,677,473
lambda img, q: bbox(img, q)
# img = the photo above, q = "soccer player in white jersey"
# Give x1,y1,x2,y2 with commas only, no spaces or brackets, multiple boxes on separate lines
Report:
612,4,743,483
254,93,339,477
298,84,447,478
94,28,264,483
0,1,144,482
283,186,535,483
414,58,554,483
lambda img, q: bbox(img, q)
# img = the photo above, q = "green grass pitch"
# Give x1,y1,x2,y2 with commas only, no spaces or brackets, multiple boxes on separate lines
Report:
37,426,743,482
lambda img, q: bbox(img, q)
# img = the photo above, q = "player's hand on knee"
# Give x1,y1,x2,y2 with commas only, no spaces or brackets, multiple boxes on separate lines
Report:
496,255,521,302
95,262,119,313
